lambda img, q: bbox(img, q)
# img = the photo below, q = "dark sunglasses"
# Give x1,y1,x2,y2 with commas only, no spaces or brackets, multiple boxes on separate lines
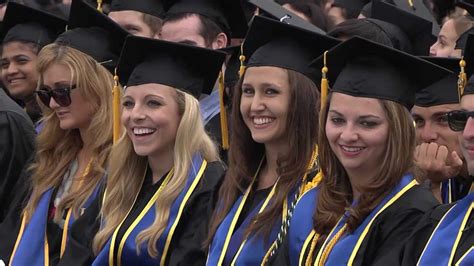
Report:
35,85,77,108
447,110,474,131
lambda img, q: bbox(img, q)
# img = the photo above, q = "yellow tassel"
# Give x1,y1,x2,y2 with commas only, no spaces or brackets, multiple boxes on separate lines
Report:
239,43,246,78
320,51,329,111
408,0,415,9
113,69,121,144
458,57,467,101
219,71,229,150
97,0,103,12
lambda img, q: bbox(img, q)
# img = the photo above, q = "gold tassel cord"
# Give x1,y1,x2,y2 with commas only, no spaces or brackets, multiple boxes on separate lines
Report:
239,43,246,78
97,0,103,12
458,57,467,101
305,233,321,266
218,71,229,150
112,69,121,144
320,51,329,111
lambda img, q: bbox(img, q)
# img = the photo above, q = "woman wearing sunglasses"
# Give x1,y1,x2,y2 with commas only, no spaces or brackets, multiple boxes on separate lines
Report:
300,37,449,265
402,81,474,265
0,1,128,264
59,36,226,265
0,3,66,126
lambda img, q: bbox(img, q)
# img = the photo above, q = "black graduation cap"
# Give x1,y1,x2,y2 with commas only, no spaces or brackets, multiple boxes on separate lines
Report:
456,0,474,15
164,0,248,39
110,0,165,18
1,2,67,48
243,15,340,83
391,0,440,35
55,0,128,72
371,0,435,55
332,0,370,18
311,36,451,109
117,36,226,98
220,45,241,90
464,75,474,95
248,0,325,34
415,57,470,106
456,29,474,50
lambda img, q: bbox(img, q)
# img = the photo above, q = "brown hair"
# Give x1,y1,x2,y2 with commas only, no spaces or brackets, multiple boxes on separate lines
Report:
206,68,320,244
313,93,416,237
163,13,228,47
142,13,163,36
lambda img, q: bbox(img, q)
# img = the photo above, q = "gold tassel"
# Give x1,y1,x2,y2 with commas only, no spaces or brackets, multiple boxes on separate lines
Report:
320,51,329,111
408,0,415,9
458,57,467,101
239,43,246,78
113,69,121,144
97,0,103,12
219,71,229,150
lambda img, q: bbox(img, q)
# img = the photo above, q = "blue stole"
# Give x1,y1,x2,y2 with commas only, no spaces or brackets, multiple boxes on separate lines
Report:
288,187,319,266
418,192,474,266
207,180,296,266
9,184,100,266
315,174,417,265
93,155,207,266
199,90,220,126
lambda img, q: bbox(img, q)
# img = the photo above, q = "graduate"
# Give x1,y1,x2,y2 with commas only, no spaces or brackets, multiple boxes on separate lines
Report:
402,71,474,266
0,2,67,125
205,15,338,265
413,55,474,204
59,35,226,266
0,0,127,264
300,36,450,265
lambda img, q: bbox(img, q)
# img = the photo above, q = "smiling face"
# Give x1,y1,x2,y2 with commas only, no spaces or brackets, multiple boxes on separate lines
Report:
1,41,39,99
42,63,95,130
121,83,181,157
325,93,389,176
240,66,290,148
459,94,474,174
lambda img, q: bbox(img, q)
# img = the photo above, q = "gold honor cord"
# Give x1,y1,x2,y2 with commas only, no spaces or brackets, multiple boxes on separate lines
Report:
60,158,94,257
116,170,175,266
108,168,151,265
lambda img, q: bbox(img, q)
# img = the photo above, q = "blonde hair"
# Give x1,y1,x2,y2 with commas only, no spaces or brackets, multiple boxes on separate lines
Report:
24,43,115,223
93,89,219,257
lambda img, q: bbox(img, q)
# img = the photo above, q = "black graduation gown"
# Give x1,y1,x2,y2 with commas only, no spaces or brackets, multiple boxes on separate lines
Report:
281,185,438,266
206,113,228,163
0,88,35,222
59,161,225,266
401,201,474,265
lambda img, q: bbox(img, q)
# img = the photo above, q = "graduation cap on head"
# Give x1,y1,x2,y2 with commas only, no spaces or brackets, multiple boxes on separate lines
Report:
414,56,474,106
248,0,325,34
1,2,67,48
332,0,370,18
243,15,340,84
391,0,440,35
311,36,451,110
164,0,248,39
220,45,241,91
371,0,435,55
109,0,165,18
117,36,226,98
55,0,128,72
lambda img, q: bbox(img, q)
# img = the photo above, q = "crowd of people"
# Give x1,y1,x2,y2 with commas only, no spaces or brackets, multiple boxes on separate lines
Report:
0,0,472,265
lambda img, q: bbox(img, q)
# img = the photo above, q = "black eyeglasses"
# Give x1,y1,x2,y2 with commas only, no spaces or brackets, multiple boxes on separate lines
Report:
35,85,77,108
447,110,474,131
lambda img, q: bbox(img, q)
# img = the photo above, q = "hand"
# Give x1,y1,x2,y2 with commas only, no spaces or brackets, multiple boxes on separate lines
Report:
414,142,463,183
